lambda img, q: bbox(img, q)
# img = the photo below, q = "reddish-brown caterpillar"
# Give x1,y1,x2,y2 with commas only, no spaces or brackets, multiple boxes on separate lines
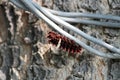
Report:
47,31,82,54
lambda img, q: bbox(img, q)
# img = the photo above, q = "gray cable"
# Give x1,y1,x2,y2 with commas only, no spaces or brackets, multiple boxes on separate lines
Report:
31,0,120,54
10,0,120,28
59,17,120,28
43,7,120,21
9,0,120,58
20,0,120,58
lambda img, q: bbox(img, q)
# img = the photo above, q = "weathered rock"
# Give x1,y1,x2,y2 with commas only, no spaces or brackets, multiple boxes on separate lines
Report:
0,0,120,80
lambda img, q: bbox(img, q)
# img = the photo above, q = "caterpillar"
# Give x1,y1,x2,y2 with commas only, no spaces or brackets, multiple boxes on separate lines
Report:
47,31,82,54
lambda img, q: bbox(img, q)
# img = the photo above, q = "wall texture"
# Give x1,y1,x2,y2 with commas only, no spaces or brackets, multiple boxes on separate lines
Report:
0,0,120,80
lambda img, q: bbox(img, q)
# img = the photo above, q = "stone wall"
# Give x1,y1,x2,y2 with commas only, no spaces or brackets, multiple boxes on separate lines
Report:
0,0,120,80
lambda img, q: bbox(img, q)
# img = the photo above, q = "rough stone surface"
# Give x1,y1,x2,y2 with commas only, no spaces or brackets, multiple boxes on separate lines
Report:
0,0,120,80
